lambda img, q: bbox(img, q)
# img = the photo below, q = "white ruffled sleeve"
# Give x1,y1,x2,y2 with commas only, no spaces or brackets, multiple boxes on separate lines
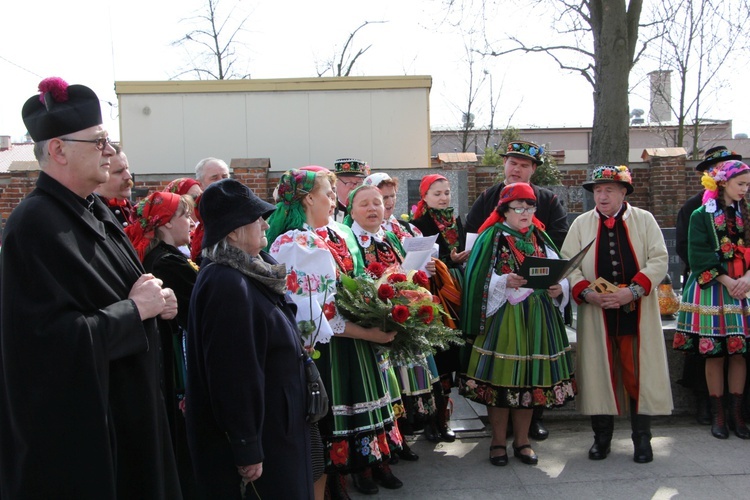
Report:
270,229,342,346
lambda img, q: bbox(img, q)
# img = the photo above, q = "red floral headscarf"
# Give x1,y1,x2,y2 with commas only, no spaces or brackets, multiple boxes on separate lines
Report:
477,182,545,234
166,177,201,196
125,192,182,261
413,174,448,219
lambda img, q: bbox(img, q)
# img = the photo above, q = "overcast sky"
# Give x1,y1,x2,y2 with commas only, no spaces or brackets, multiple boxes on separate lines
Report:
2,0,748,144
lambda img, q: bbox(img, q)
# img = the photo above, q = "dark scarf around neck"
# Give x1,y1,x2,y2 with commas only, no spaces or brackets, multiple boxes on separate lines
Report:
210,244,288,295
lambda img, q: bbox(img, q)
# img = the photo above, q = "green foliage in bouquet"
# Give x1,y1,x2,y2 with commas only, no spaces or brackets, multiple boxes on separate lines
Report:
336,263,463,365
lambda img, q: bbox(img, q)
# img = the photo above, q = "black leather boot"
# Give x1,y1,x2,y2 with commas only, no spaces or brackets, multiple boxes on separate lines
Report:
630,403,653,464
351,468,378,495
529,406,549,440
695,390,712,425
588,415,614,460
434,391,456,442
372,461,403,489
728,393,750,439
710,395,729,439
326,472,351,500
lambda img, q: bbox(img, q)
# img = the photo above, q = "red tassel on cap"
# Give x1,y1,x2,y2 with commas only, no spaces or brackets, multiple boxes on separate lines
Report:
37,77,69,104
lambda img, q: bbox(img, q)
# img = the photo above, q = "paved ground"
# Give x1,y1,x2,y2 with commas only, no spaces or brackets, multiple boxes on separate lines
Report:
346,390,750,500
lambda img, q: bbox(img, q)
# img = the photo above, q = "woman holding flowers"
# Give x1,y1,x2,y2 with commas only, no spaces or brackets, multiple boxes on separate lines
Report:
460,183,575,467
265,170,402,499
675,160,750,440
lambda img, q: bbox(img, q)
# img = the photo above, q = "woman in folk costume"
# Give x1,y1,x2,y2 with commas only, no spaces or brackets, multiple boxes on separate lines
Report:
265,170,402,500
363,172,423,241
460,183,575,467
166,177,205,262
561,165,672,464
674,160,750,440
409,174,468,442
125,191,199,495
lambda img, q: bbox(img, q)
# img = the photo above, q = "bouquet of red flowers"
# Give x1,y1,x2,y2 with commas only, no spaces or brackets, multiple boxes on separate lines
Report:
336,263,463,364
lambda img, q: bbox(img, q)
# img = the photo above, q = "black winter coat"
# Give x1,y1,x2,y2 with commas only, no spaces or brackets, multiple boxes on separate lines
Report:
0,172,181,499
186,253,313,499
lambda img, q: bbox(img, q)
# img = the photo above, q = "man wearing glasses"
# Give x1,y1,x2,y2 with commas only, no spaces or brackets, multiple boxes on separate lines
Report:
0,78,182,498
332,157,370,222
94,143,135,227
465,140,569,442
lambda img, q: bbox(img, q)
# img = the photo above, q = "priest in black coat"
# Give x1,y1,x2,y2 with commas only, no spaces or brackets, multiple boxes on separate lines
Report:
0,77,181,499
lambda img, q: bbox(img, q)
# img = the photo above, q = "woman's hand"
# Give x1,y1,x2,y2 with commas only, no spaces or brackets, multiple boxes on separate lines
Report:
505,273,528,289
425,258,437,274
362,327,397,344
547,284,563,299
450,247,470,264
730,274,750,299
237,462,262,483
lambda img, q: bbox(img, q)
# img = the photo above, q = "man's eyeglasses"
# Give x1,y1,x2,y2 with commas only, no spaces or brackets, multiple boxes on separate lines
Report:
60,137,112,151
509,206,537,214
339,179,363,188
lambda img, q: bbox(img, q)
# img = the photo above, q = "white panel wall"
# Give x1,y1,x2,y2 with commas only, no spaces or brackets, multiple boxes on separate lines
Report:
117,79,430,175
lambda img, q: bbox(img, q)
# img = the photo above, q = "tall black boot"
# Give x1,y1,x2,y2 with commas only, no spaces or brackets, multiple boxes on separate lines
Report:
588,415,614,460
695,390,712,425
529,406,549,440
728,393,750,439
433,387,456,442
630,402,653,464
709,395,729,439
326,472,351,500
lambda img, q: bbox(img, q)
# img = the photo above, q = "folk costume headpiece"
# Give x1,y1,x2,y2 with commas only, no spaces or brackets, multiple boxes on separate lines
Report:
696,146,742,172
412,174,448,219
502,141,544,166
22,77,103,142
265,169,319,247
701,160,750,209
334,158,370,177
166,177,201,197
477,182,544,234
364,172,393,188
126,192,182,261
582,165,634,195
200,179,276,249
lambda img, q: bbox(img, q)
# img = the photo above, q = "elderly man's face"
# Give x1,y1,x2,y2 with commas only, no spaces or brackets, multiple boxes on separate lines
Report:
96,152,132,199
199,161,230,188
593,183,628,217
503,156,536,184
335,175,363,206
61,125,115,196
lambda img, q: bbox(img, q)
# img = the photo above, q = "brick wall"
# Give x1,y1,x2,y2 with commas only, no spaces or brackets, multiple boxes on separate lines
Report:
0,154,692,236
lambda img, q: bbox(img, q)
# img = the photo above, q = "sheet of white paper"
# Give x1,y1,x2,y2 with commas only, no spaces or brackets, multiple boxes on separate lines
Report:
402,234,438,252
465,232,479,252
401,249,434,272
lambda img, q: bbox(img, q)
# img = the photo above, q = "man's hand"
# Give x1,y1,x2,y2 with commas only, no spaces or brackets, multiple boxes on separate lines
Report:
129,274,166,320
159,288,178,320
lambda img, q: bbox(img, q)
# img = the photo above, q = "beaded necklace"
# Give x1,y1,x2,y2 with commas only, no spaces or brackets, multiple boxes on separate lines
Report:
317,227,354,275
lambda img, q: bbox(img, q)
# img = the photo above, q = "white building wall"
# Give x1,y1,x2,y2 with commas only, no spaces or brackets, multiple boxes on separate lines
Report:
116,76,432,174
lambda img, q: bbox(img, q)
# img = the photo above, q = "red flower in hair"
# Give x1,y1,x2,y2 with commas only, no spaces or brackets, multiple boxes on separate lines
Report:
391,305,410,323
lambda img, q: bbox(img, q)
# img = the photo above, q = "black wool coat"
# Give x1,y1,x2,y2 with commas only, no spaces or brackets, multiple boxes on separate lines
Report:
0,172,181,499
465,182,569,250
186,253,313,499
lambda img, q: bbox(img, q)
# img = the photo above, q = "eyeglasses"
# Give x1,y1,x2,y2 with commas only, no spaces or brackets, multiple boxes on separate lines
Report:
509,206,537,214
339,179,363,188
60,137,112,151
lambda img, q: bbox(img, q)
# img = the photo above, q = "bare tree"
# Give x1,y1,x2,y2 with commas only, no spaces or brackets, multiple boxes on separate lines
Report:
316,21,387,77
456,42,488,152
646,0,750,157
171,0,252,80
446,0,652,165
